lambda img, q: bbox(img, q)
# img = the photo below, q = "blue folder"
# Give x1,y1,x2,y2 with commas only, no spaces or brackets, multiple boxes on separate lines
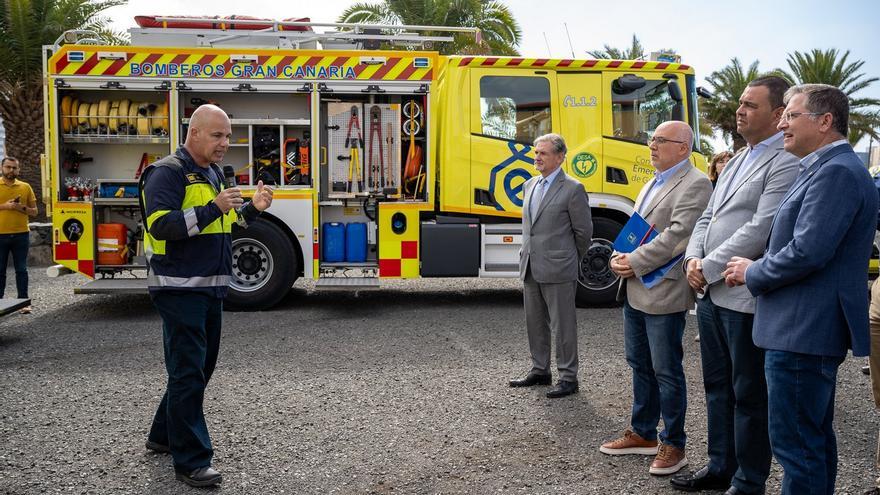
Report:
612,212,683,289
613,211,653,254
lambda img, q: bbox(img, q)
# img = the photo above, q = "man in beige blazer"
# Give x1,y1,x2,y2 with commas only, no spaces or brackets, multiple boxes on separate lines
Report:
510,133,592,399
600,121,712,476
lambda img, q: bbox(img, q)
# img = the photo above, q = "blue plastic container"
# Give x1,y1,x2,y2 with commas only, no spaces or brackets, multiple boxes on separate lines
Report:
345,222,367,262
322,222,345,262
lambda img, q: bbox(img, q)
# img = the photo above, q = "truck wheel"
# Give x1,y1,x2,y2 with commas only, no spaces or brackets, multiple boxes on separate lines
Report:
576,217,623,307
225,219,298,311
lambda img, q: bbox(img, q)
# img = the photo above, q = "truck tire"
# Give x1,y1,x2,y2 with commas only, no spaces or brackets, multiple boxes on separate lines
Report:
576,216,623,307
225,219,298,311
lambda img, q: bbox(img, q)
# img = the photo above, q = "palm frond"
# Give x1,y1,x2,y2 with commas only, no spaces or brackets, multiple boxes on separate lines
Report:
337,3,390,24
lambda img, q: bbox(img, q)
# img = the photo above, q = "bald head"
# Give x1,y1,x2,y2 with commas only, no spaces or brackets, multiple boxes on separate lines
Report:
649,121,694,171
185,104,231,168
659,121,694,149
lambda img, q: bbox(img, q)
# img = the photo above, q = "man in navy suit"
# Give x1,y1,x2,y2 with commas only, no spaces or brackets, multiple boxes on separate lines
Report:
725,84,877,495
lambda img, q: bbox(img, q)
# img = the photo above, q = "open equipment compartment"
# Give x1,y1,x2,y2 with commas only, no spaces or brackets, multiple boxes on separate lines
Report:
177,89,312,187
316,83,428,279
54,83,172,273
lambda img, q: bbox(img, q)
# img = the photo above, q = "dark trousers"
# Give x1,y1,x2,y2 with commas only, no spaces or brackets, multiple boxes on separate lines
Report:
623,301,687,450
697,293,770,493
148,291,223,473
765,350,844,495
0,232,29,298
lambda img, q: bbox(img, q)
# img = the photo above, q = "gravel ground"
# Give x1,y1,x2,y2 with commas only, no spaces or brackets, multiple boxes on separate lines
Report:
0,270,877,494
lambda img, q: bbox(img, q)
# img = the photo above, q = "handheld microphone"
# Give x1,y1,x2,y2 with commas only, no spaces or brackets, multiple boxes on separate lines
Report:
222,165,237,188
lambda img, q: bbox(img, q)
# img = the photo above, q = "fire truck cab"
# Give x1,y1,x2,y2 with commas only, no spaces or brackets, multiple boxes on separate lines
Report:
42,18,707,309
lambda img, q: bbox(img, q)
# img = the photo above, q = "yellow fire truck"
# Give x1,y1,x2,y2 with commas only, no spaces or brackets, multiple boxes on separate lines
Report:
42,18,707,310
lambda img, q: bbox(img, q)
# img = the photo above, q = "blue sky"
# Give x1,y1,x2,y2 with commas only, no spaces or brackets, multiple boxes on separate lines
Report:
106,0,879,150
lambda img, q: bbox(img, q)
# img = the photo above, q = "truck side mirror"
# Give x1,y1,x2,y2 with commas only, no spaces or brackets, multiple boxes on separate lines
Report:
612,74,646,95
696,86,714,99
667,80,684,122
666,80,682,102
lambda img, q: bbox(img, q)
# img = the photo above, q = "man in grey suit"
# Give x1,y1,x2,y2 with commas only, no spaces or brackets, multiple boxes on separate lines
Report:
725,84,876,495
600,121,711,476
510,133,592,399
672,76,799,495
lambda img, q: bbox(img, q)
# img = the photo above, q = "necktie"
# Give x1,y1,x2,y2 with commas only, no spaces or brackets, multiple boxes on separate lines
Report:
530,178,546,219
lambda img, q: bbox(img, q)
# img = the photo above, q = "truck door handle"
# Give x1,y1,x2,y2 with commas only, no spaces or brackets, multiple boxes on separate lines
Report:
474,188,496,207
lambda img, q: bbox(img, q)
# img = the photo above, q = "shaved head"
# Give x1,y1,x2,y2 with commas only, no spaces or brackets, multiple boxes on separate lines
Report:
649,121,694,171
659,121,694,150
187,104,229,137
184,104,231,168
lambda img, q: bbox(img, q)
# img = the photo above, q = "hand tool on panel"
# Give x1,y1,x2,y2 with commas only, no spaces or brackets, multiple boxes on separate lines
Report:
344,105,364,193
368,105,385,192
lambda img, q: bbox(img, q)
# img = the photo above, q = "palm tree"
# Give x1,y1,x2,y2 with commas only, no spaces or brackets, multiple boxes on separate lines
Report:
697,109,716,159
337,0,522,55
700,58,765,151
0,0,126,218
587,34,645,60
586,33,676,61
778,48,880,144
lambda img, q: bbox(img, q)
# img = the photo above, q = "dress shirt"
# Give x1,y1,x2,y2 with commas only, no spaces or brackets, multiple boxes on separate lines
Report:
639,158,690,214
530,165,563,218
799,139,849,174
721,132,781,198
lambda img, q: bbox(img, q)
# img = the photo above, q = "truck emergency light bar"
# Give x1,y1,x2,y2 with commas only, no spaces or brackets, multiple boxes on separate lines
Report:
53,29,104,48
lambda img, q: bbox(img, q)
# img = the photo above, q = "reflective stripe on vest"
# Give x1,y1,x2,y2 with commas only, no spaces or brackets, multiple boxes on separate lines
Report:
148,273,232,288
143,181,237,256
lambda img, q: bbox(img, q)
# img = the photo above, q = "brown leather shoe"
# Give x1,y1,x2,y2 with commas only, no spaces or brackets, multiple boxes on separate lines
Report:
599,429,659,455
650,443,688,476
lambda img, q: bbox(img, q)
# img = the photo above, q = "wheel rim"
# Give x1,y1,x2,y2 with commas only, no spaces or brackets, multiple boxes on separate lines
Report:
578,238,618,291
231,238,274,292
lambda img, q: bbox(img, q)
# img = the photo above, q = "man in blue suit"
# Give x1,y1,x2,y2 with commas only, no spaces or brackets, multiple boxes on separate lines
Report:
725,84,877,495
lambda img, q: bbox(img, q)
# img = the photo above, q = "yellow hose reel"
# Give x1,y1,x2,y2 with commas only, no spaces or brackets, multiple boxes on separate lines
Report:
62,96,170,136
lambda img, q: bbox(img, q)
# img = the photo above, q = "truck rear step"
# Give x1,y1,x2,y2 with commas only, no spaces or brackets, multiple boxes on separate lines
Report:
315,277,381,290
74,278,149,294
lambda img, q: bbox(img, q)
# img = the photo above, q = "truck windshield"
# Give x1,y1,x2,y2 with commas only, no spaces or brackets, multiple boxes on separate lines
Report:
610,78,673,145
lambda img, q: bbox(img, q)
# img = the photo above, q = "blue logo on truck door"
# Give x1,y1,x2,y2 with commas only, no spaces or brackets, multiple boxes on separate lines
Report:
487,142,535,210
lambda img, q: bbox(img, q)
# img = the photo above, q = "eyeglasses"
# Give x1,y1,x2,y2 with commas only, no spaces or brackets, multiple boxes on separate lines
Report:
648,136,685,145
780,111,824,123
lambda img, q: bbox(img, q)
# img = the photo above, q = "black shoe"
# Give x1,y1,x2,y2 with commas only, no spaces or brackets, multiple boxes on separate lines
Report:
175,466,222,487
546,380,578,398
145,440,170,454
509,373,552,387
725,487,764,495
864,364,871,375
670,465,730,491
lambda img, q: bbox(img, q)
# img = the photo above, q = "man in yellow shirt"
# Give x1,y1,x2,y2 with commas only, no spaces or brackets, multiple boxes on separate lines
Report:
0,157,37,312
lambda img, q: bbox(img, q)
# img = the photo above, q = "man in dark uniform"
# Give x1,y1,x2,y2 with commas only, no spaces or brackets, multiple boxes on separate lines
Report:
139,104,273,487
